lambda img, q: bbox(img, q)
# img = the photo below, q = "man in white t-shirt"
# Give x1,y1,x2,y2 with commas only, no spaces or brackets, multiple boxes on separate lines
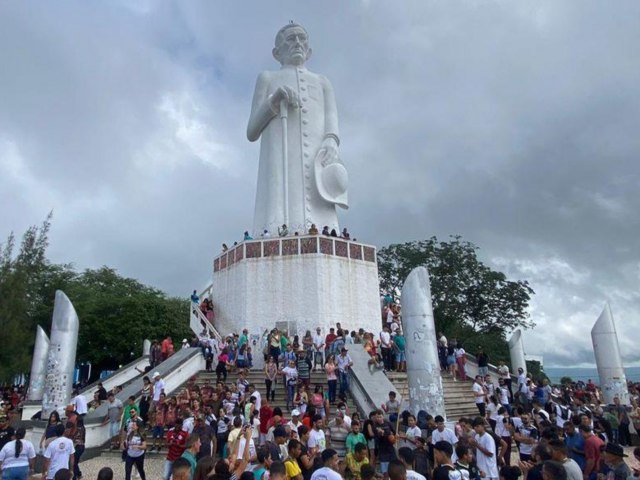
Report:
43,424,75,480
310,448,342,480
308,415,326,454
470,418,498,480
312,327,325,371
153,371,166,404
379,327,392,371
247,384,262,411
431,416,458,448
72,389,88,416
472,376,487,417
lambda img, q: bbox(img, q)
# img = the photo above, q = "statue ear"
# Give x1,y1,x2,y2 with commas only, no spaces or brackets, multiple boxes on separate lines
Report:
272,47,282,64
306,48,313,62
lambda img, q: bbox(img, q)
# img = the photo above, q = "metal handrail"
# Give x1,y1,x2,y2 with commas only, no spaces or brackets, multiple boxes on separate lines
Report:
190,301,223,343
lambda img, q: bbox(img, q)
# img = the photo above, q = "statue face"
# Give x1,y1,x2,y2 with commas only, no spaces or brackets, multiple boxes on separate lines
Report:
275,26,310,66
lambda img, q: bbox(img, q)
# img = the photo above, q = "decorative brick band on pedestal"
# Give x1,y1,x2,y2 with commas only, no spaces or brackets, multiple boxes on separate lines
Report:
213,236,376,272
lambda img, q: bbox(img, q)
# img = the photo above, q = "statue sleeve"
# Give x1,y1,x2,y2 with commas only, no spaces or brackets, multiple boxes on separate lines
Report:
322,75,340,144
247,72,277,142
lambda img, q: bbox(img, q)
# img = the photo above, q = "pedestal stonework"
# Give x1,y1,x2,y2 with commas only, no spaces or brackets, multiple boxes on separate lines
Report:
211,236,379,365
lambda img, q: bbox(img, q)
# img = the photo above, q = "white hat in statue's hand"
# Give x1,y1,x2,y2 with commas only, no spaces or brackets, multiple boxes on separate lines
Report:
315,157,348,209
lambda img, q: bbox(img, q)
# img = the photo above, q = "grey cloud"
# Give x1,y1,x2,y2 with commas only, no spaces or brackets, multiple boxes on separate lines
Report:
1,1,639,367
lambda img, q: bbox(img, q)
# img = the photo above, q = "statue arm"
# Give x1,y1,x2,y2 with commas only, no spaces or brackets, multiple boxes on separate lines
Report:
314,76,340,168
247,72,278,142
321,75,339,145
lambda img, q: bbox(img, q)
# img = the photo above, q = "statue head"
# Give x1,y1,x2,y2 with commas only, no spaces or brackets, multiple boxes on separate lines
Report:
273,22,312,66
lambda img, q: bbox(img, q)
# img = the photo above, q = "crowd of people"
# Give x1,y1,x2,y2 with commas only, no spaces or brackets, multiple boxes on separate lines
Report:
4,299,640,480
218,225,357,253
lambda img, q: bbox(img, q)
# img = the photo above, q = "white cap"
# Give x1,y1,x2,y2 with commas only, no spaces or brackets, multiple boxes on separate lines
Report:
291,409,301,416
153,372,160,378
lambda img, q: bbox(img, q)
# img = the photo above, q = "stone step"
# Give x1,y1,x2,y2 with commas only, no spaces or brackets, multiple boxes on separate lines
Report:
385,371,479,419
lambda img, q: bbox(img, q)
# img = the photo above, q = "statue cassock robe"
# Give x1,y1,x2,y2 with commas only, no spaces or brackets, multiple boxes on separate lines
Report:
247,65,343,235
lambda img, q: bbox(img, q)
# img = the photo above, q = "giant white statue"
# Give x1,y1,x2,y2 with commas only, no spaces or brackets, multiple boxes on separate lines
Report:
247,22,348,235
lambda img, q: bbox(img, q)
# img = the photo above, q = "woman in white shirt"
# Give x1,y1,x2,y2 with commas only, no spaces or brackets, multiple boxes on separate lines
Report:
0,427,36,480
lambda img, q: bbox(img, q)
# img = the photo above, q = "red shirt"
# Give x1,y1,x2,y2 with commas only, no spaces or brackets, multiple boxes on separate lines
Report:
166,428,188,461
584,434,604,473
325,334,337,347
259,405,273,434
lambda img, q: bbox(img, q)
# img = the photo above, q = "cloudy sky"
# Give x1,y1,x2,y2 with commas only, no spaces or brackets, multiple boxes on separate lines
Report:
1,1,639,367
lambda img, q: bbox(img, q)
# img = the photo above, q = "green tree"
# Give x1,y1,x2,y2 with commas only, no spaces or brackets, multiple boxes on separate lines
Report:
63,267,191,371
560,376,573,385
378,236,535,362
0,214,53,381
0,216,192,380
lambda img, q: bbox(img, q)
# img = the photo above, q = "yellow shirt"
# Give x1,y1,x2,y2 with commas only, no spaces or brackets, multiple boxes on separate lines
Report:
345,452,369,480
284,458,302,480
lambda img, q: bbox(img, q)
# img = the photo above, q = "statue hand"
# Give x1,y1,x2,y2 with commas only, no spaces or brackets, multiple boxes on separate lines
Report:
316,136,338,167
270,86,300,111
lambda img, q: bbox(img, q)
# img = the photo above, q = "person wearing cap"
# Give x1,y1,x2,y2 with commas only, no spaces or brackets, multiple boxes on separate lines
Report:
310,448,342,480
288,410,303,438
601,442,631,480
43,424,75,480
336,347,353,397
312,328,325,371
327,409,350,458
432,440,456,480
152,372,166,407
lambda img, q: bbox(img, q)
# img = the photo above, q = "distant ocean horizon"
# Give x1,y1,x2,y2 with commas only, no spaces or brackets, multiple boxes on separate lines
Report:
544,367,640,385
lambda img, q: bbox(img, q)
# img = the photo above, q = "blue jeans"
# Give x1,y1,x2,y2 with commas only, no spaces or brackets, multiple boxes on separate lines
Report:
3,466,29,480
163,460,173,480
338,370,349,396
286,382,295,409
328,379,337,403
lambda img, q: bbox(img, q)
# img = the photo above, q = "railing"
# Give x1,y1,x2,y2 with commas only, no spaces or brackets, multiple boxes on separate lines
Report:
189,300,223,344
212,235,377,273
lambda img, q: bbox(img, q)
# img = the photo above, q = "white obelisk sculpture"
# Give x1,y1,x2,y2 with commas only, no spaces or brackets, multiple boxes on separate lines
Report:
402,267,446,419
508,329,527,375
143,339,151,356
591,303,629,405
28,326,50,401
42,291,80,416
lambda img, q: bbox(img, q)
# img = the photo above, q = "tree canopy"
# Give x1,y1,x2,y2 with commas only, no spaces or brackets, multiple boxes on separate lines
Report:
378,236,535,361
0,215,191,382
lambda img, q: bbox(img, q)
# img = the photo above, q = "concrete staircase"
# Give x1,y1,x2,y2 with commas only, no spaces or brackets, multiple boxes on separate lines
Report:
195,367,359,415
385,371,479,420
100,366,358,459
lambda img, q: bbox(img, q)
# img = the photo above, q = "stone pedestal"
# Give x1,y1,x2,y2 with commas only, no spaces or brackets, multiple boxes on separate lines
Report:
211,235,380,367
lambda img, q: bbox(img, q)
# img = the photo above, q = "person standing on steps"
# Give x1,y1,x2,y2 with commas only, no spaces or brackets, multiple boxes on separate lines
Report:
265,356,278,402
